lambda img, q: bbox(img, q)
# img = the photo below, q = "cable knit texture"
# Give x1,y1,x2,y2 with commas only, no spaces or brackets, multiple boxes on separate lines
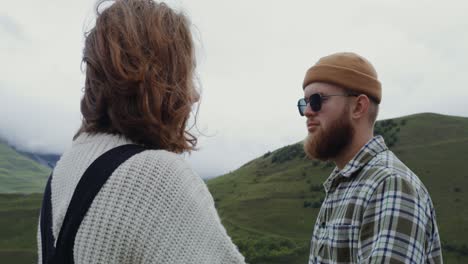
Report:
37,132,245,264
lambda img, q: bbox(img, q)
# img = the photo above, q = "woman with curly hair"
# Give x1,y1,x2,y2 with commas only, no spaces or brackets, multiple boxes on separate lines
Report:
37,1,245,263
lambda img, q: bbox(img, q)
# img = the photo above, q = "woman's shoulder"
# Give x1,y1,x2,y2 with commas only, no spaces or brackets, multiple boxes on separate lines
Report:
136,149,191,170
123,148,200,184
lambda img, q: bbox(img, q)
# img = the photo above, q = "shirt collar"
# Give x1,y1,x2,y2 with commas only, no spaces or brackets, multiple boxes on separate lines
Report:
323,136,388,192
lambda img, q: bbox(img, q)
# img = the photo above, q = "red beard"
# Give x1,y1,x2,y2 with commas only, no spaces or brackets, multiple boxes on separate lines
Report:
304,111,354,161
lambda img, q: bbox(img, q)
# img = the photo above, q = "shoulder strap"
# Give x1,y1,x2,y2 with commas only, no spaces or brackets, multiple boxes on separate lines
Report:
40,173,54,264
41,144,147,264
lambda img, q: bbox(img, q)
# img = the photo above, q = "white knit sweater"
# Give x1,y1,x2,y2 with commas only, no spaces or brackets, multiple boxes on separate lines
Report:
37,132,245,264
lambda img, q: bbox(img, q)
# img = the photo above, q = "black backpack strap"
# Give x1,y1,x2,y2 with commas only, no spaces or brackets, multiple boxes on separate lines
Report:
40,173,55,264
45,144,147,264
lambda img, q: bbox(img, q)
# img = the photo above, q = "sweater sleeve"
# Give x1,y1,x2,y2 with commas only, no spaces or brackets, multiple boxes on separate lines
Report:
144,151,246,263
72,150,246,264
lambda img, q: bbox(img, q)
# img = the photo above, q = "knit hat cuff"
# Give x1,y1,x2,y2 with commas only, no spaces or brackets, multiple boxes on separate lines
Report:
302,64,382,104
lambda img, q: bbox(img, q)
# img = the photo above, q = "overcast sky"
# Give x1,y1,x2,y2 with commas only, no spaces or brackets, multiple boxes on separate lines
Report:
1,0,468,178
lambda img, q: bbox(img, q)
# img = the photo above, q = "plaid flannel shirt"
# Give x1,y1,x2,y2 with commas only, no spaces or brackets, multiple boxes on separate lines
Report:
308,136,442,264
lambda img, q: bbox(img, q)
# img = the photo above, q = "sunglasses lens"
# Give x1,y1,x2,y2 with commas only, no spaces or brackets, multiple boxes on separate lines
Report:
297,98,307,116
310,94,322,112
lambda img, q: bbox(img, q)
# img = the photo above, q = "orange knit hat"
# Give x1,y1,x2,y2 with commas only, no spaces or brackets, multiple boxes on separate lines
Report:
302,52,382,104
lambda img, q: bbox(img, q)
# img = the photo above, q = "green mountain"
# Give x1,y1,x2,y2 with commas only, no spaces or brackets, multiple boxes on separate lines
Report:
207,113,468,263
0,140,50,193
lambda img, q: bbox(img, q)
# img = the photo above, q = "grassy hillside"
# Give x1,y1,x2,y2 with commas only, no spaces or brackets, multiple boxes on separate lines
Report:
207,113,468,263
0,193,42,264
0,141,50,193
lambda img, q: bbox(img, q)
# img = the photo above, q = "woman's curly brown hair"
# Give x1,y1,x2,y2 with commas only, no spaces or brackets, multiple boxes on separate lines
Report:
76,0,197,153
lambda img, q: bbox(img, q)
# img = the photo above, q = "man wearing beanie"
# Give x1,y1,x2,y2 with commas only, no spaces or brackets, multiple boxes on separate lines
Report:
298,52,442,263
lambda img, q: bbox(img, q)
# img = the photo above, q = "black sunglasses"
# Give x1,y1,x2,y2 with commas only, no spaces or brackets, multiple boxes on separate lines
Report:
297,93,358,116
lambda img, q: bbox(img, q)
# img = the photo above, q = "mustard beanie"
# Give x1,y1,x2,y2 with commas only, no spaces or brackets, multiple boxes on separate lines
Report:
302,52,382,104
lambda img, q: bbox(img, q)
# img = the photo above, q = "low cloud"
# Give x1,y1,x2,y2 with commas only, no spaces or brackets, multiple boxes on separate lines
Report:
0,14,26,41
0,84,81,154
1,0,468,178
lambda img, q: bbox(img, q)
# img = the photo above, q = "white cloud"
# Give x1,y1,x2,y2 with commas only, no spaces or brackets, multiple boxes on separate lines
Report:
1,0,468,177
0,83,81,154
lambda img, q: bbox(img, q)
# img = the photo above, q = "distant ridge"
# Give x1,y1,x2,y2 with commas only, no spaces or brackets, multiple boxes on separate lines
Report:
14,150,60,169
0,136,61,169
0,139,51,193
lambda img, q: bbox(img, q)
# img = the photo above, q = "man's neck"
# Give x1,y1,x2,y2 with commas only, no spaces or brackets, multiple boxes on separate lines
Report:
333,131,374,171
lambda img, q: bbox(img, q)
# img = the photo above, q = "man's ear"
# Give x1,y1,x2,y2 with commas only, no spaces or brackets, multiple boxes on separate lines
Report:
351,94,370,120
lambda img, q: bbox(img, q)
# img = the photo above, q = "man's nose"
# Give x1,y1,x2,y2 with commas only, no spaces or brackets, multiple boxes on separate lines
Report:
304,103,317,117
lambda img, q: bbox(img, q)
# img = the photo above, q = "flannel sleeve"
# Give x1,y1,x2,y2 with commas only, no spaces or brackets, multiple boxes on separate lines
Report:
358,175,431,264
